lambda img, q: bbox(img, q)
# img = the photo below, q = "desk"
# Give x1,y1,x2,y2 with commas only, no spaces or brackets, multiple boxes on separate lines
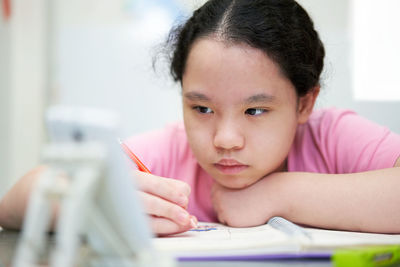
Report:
0,230,332,267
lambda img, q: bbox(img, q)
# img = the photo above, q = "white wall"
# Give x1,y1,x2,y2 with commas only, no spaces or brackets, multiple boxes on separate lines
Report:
297,0,353,108
352,0,400,102
0,9,12,198
50,0,184,138
298,0,400,133
0,0,47,199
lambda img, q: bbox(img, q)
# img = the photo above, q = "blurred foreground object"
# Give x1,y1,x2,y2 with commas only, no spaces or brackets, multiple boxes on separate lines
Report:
12,106,174,267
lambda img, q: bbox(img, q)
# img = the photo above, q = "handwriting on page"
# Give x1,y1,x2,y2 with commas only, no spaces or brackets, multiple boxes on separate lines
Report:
190,225,218,232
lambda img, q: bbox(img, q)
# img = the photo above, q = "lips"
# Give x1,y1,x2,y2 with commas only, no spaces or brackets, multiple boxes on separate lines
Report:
214,159,248,174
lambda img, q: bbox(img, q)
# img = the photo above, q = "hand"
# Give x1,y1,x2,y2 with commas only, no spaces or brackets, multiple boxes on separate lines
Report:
134,171,197,236
211,174,281,227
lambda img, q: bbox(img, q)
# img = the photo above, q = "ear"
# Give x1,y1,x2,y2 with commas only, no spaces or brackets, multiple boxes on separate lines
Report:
297,86,320,124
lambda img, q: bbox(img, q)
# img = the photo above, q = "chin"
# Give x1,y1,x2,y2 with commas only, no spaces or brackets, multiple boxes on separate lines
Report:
216,176,256,189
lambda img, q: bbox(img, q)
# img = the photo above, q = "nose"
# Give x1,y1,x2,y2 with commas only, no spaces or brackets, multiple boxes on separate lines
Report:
213,120,244,151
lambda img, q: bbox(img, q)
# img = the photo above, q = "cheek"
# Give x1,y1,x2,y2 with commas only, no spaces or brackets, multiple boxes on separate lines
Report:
248,116,297,162
186,130,213,169
183,116,212,156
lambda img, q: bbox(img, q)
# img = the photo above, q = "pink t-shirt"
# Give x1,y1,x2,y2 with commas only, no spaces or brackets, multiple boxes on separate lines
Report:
125,108,400,222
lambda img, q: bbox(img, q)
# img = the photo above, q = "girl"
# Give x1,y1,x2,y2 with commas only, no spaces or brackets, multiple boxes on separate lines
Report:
126,0,400,235
1,0,400,236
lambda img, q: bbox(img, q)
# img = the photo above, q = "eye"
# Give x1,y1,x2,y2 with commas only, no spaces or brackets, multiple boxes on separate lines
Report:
245,108,267,116
193,106,213,114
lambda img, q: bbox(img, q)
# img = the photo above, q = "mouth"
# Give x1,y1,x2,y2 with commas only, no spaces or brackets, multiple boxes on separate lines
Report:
214,159,249,175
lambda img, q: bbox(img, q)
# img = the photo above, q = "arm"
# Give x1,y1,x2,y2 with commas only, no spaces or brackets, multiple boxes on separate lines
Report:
212,158,400,233
0,166,47,230
0,166,197,235
280,165,400,233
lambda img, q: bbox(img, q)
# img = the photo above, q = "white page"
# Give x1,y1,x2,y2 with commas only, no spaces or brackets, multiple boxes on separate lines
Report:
154,221,400,258
153,222,298,256
304,227,400,249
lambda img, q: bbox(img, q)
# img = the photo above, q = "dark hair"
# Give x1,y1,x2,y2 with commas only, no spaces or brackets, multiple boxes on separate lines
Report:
167,0,325,97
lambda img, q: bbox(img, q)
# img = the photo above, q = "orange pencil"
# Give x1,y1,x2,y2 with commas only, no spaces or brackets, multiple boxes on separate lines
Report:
118,139,151,173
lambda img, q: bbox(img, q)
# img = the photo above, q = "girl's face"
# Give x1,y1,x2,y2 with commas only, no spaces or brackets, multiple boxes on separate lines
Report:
182,38,312,189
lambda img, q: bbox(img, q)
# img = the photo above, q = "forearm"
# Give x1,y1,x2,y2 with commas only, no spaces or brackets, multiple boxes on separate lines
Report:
0,166,46,230
273,167,400,233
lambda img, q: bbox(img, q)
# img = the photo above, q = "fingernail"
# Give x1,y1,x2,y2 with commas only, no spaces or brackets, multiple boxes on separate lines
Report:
190,217,198,228
177,211,189,225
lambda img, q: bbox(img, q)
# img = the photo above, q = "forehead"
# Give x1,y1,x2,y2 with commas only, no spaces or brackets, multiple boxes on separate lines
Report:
182,38,296,102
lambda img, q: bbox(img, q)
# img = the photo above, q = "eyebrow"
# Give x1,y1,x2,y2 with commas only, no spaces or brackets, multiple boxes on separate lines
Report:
244,93,276,104
184,91,276,104
184,92,211,102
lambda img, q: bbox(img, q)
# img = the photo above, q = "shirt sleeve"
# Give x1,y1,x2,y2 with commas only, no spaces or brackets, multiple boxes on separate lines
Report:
320,109,400,173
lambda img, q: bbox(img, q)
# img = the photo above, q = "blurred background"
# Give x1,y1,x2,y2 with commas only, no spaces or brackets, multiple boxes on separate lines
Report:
1,0,399,199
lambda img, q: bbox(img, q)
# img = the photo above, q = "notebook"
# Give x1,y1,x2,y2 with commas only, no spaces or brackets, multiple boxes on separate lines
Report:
153,217,400,261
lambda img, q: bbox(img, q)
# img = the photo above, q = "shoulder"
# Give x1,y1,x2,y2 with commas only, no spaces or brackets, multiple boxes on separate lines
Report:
303,107,390,141
293,107,357,148
308,107,396,144
290,108,400,173
306,107,357,129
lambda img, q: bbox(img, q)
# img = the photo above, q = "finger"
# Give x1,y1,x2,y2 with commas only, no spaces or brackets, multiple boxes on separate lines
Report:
134,171,190,208
190,215,198,229
149,216,193,236
140,191,193,226
217,213,227,225
135,171,191,195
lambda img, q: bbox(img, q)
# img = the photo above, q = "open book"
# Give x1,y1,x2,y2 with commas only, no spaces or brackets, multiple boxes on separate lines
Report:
153,217,400,261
